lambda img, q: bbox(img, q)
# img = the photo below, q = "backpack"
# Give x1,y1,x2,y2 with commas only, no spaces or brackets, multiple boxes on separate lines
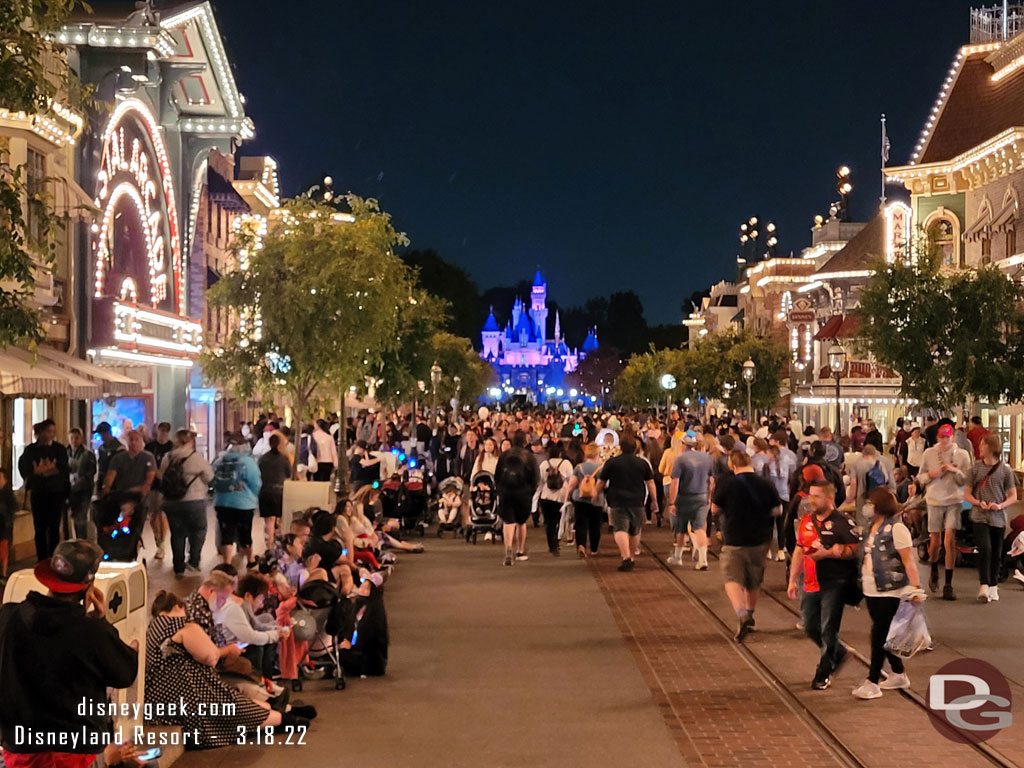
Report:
500,451,527,490
545,459,566,491
579,465,600,499
865,460,886,493
162,451,198,501
212,454,244,494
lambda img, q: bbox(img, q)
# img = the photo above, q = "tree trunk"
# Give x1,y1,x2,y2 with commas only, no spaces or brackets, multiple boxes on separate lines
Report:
334,391,351,498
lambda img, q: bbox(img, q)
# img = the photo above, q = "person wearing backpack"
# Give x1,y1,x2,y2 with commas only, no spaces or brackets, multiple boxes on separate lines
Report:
211,433,262,568
494,430,539,566
533,442,573,556
849,445,895,526
564,443,605,558
160,429,214,578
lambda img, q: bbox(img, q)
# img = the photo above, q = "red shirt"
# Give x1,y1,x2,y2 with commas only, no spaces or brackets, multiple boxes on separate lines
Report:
796,513,821,593
966,426,988,459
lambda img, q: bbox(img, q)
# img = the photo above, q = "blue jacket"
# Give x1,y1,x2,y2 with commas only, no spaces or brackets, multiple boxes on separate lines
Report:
211,444,262,510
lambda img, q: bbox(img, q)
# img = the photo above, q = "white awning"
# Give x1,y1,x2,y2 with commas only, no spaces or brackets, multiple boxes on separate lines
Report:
0,350,68,398
5,348,101,399
35,347,142,397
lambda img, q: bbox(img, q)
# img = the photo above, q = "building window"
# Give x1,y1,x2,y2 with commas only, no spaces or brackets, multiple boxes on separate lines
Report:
1008,228,1017,258
982,236,992,264
26,148,46,244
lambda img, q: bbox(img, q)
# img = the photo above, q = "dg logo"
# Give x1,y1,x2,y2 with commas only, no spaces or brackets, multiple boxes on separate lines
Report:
927,658,1012,744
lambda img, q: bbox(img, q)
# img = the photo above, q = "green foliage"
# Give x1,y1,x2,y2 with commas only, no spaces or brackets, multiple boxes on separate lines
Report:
200,196,412,420
564,346,626,399
613,330,786,411
427,331,494,404
0,1,83,348
857,251,1024,411
402,249,482,339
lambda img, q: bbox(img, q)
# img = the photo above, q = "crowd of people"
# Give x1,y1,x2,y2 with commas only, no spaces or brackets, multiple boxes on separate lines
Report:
2,403,1022,766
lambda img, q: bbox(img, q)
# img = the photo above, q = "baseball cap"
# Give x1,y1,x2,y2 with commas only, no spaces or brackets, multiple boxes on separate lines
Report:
34,539,103,593
682,430,698,446
93,421,112,435
938,424,954,438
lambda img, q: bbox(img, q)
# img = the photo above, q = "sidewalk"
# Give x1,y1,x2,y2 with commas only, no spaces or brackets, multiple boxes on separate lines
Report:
179,530,683,768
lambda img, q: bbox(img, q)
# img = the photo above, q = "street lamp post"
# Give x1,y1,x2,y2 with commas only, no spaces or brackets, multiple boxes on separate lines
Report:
828,344,848,435
452,375,461,422
660,373,677,419
836,166,853,221
430,361,442,429
741,358,756,421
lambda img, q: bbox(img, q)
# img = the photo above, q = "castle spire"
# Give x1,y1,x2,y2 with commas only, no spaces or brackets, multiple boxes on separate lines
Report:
554,310,561,340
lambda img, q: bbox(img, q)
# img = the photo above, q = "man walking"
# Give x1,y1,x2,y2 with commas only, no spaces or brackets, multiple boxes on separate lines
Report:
93,421,124,486
144,421,173,560
66,427,96,541
711,450,782,641
17,419,70,561
495,430,539,566
596,432,658,572
920,423,972,600
787,482,860,689
765,430,798,561
667,431,713,570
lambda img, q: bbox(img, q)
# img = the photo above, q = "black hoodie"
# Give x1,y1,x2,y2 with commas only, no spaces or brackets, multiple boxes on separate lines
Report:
0,592,138,753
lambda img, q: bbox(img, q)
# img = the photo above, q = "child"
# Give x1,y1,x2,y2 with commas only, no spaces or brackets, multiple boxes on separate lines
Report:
438,478,463,526
0,468,14,580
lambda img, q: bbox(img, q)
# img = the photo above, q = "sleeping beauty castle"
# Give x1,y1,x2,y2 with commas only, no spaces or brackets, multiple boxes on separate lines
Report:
480,269,598,402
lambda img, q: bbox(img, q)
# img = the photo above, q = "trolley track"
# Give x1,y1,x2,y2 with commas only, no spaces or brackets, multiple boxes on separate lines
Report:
641,540,1018,768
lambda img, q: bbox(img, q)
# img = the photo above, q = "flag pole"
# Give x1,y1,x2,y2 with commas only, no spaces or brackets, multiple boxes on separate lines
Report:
880,113,888,208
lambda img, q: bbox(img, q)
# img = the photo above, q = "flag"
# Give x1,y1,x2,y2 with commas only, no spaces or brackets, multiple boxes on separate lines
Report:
881,122,891,164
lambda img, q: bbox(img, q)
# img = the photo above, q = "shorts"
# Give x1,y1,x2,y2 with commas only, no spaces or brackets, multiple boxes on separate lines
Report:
720,544,770,590
927,503,962,533
673,495,708,535
144,490,164,519
258,490,283,519
611,506,645,536
215,506,254,548
498,493,532,525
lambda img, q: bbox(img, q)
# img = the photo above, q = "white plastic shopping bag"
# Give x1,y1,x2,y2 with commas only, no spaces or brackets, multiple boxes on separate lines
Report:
884,599,932,659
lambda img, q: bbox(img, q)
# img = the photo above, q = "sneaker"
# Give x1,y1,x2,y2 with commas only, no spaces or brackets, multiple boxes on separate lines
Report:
776,548,786,562
633,548,641,558
879,672,910,690
989,586,1000,601
795,621,805,630
735,613,755,643
173,572,185,580
942,584,956,601
578,546,587,559
695,562,708,571
154,545,165,560
667,555,682,566
503,555,513,567
484,532,493,541
929,565,939,593
1013,569,1024,586
515,552,529,562
765,549,774,560
852,680,883,699
550,548,560,557
617,558,635,572
185,563,200,574
978,585,990,603
811,677,831,690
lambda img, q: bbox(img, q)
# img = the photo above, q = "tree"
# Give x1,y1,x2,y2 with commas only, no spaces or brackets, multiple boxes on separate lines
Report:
402,249,482,339
200,196,412,485
857,249,1024,412
563,346,626,401
613,347,687,408
0,0,81,347
427,331,494,407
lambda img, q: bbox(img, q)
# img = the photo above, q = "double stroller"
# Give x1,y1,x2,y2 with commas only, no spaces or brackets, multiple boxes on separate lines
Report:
465,472,501,544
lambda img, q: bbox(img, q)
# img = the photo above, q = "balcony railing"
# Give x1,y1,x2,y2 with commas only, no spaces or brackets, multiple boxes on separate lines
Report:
971,4,1024,42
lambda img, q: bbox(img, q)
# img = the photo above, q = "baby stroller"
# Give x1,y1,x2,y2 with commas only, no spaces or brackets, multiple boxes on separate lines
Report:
94,491,146,562
435,477,463,538
381,475,429,537
292,579,347,691
465,472,500,544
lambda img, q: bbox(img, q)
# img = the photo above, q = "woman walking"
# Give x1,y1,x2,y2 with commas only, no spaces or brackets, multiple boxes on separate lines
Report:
258,433,292,550
160,430,213,579
964,433,1017,602
565,443,605,558
535,442,573,556
851,488,924,700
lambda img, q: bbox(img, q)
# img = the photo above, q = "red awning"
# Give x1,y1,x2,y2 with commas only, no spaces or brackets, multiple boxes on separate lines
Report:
836,315,860,338
812,314,843,341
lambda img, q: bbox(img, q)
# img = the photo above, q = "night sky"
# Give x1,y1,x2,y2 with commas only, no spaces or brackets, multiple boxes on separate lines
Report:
215,0,971,324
